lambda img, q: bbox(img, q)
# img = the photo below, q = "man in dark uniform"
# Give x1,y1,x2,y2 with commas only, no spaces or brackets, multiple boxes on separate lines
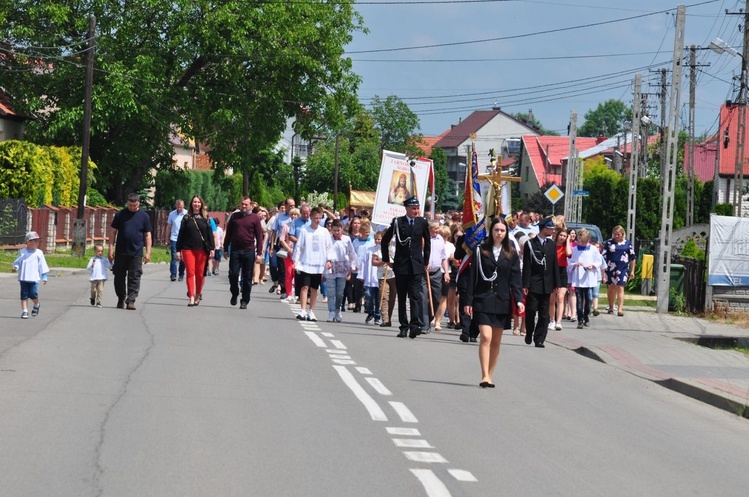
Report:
522,216,560,347
381,196,431,338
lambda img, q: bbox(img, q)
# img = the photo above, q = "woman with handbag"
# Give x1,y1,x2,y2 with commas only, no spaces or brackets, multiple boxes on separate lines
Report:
464,217,524,388
176,196,215,307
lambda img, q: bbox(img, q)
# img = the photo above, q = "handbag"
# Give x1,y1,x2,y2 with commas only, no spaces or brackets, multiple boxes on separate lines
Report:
276,248,289,258
192,217,212,253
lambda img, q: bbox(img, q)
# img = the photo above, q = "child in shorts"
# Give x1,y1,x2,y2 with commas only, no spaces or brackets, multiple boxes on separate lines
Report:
87,242,112,307
12,231,50,319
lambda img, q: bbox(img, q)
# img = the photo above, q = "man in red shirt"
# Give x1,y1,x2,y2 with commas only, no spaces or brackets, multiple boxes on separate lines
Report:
224,196,264,309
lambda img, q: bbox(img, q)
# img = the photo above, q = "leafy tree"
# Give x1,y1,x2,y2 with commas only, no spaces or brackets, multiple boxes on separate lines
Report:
428,147,449,211
370,95,421,154
578,99,631,138
581,156,627,236
512,112,559,136
1,0,364,204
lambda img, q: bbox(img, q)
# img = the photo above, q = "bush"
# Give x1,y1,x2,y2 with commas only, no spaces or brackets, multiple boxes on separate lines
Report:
713,203,734,216
680,239,705,261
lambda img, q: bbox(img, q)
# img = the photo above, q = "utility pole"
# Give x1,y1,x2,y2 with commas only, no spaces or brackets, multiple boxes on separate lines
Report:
564,110,577,221
641,93,650,178
72,15,96,257
687,45,697,226
660,68,668,184
573,151,583,222
656,4,685,314
627,74,642,243
738,1,749,216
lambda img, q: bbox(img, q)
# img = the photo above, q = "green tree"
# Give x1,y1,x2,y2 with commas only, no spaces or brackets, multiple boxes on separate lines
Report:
581,157,628,236
370,95,421,154
1,0,364,204
578,99,631,137
429,147,449,210
512,112,559,136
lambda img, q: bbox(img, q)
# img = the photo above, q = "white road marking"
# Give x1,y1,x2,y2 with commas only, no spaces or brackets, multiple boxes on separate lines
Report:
332,359,356,365
386,427,421,436
404,452,448,463
356,367,372,375
332,366,387,421
304,331,327,348
389,401,418,423
365,377,392,396
321,332,335,337
409,469,452,497
447,469,477,482
392,438,433,448
326,349,348,354
299,322,319,328
329,340,347,350
329,355,352,360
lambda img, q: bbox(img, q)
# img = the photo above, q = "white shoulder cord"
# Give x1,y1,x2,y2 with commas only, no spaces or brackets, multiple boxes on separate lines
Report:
394,217,412,246
476,250,498,282
527,239,547,268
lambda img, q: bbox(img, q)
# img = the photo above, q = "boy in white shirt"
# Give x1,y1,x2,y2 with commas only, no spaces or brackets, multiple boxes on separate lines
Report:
325,219,357,322
567,229,605,329
358,231,383,325
12,231,50,319
87,242,112,307
292,207,332,322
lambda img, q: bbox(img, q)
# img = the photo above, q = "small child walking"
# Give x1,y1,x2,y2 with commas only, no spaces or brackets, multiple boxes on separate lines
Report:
87,242,112,307
568,229,604,329
358,230,382,325
12,231,50,319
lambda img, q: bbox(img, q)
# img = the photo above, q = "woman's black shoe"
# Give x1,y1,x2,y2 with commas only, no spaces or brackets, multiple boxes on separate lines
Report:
268,284,277,293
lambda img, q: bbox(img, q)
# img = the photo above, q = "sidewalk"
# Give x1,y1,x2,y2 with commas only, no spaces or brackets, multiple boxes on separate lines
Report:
547,307,749,419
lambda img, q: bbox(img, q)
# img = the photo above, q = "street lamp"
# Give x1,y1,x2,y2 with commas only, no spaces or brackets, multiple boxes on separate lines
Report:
710,37,746,216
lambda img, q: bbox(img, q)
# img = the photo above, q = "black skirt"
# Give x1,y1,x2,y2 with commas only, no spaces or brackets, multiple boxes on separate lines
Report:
558,266,568,287
474,311,511,329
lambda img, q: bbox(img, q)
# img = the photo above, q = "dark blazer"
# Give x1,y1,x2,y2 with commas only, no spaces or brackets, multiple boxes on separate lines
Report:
522,236,560,294
381,215,431,275
465,248,522,315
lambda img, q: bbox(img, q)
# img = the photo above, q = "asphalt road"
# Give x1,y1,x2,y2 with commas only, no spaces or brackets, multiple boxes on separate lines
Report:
1,266,748,496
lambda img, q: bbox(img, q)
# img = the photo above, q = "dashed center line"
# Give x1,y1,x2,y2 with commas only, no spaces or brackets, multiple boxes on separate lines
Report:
387,427,421,436
448,469,477,482
332,365,388,421
329,339,347,350
389,401,418,423
410,469,451,497
365,377,393,396
356,367,372,375
392,438,434,448
304,331,326,348
404,452,448,463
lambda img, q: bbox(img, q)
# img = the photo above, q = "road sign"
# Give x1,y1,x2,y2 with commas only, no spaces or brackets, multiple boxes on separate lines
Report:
573,190,590,196
544,184,564,204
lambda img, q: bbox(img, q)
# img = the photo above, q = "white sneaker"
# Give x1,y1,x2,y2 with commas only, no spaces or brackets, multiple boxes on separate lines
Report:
285,296,296,303
555,322,562,330
548,321,556,330
306,311,317,322
21,310,29,319
335,311,343,323
327,311,336,322
296,310,308,320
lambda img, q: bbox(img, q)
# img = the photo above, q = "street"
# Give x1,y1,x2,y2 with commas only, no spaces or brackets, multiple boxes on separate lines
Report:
1,266,748,497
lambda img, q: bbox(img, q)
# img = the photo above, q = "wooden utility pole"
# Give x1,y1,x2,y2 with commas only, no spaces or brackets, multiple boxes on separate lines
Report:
656,4,685,314
72,15,96,257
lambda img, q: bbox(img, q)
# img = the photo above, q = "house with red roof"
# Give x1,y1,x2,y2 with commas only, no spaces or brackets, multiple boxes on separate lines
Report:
683,137,717,185
518,135,600,198
0,89,31,142
432,107,541,193
414,130,449,158
713,103,749,205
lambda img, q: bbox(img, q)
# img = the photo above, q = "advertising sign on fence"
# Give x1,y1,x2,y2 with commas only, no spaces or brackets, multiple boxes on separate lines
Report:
708,214,749,286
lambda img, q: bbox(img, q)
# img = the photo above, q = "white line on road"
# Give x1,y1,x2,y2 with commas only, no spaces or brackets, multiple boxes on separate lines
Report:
332,359,357,365
386,427,421,436
447,469,477,482
389,401,418,423
356,367,372,375
404,452,448,463
321,332,335,337
332,366,388,421
304,331,327,348
365,377,392,396
326,349,348,354
409,469,452,497
329,340,347,350
392,438,433,448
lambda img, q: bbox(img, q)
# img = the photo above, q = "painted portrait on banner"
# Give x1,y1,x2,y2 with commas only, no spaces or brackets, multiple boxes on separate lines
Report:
372,151,431,227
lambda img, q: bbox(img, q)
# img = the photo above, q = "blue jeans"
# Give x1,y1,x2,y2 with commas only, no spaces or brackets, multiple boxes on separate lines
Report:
320,278,328,299
576,287,593,323
364,285,381,319
170,240,185,278
327,277,347,312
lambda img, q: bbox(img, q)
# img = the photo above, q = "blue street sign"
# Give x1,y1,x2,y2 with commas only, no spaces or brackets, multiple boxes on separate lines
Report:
573,190,589,196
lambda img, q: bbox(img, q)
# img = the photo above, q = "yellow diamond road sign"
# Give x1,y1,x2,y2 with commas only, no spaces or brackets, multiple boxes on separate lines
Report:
545,184,564,204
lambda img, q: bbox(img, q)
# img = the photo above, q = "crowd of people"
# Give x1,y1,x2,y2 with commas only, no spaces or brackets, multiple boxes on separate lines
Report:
10,193,638,389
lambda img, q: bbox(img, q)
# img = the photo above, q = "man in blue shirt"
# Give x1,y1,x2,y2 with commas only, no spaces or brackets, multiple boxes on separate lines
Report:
269,197,296,298
167,199,186,281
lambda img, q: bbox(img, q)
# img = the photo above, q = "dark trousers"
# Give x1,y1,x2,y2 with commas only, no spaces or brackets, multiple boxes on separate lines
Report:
276,256,286,294
229,249,255,304
526,292,552,345
269,253,280,284
169,241,185,278
395,271,425,332
113,254,143,303
427,270,442,324
576,287,593,323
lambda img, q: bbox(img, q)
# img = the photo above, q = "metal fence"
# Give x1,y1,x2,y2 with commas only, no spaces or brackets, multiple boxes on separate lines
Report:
0,198,29,245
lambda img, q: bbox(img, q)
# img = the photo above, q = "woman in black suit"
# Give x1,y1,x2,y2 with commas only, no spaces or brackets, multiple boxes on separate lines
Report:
464,217,524,388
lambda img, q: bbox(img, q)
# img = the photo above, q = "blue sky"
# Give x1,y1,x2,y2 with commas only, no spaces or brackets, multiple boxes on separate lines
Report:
345,0,744,139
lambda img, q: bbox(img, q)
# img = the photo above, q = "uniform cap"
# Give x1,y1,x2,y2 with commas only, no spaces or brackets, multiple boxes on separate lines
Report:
404,196,420,207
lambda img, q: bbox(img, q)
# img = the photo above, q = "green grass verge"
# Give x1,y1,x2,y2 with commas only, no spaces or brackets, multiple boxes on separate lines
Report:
1,245,172,272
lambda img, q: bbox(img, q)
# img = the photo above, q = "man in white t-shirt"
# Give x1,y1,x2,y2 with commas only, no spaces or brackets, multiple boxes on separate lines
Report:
292,207,332,322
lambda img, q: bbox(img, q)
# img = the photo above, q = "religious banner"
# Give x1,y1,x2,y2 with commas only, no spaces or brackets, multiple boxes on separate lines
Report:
462,149,486,254
708,214,749,286
372,150,432,227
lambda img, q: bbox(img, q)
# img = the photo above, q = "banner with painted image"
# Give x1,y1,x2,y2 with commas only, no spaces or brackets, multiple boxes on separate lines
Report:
372,150,432,227
708,214,749,286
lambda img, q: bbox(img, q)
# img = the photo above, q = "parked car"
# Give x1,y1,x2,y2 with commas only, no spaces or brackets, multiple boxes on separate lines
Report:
566,222,604,245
